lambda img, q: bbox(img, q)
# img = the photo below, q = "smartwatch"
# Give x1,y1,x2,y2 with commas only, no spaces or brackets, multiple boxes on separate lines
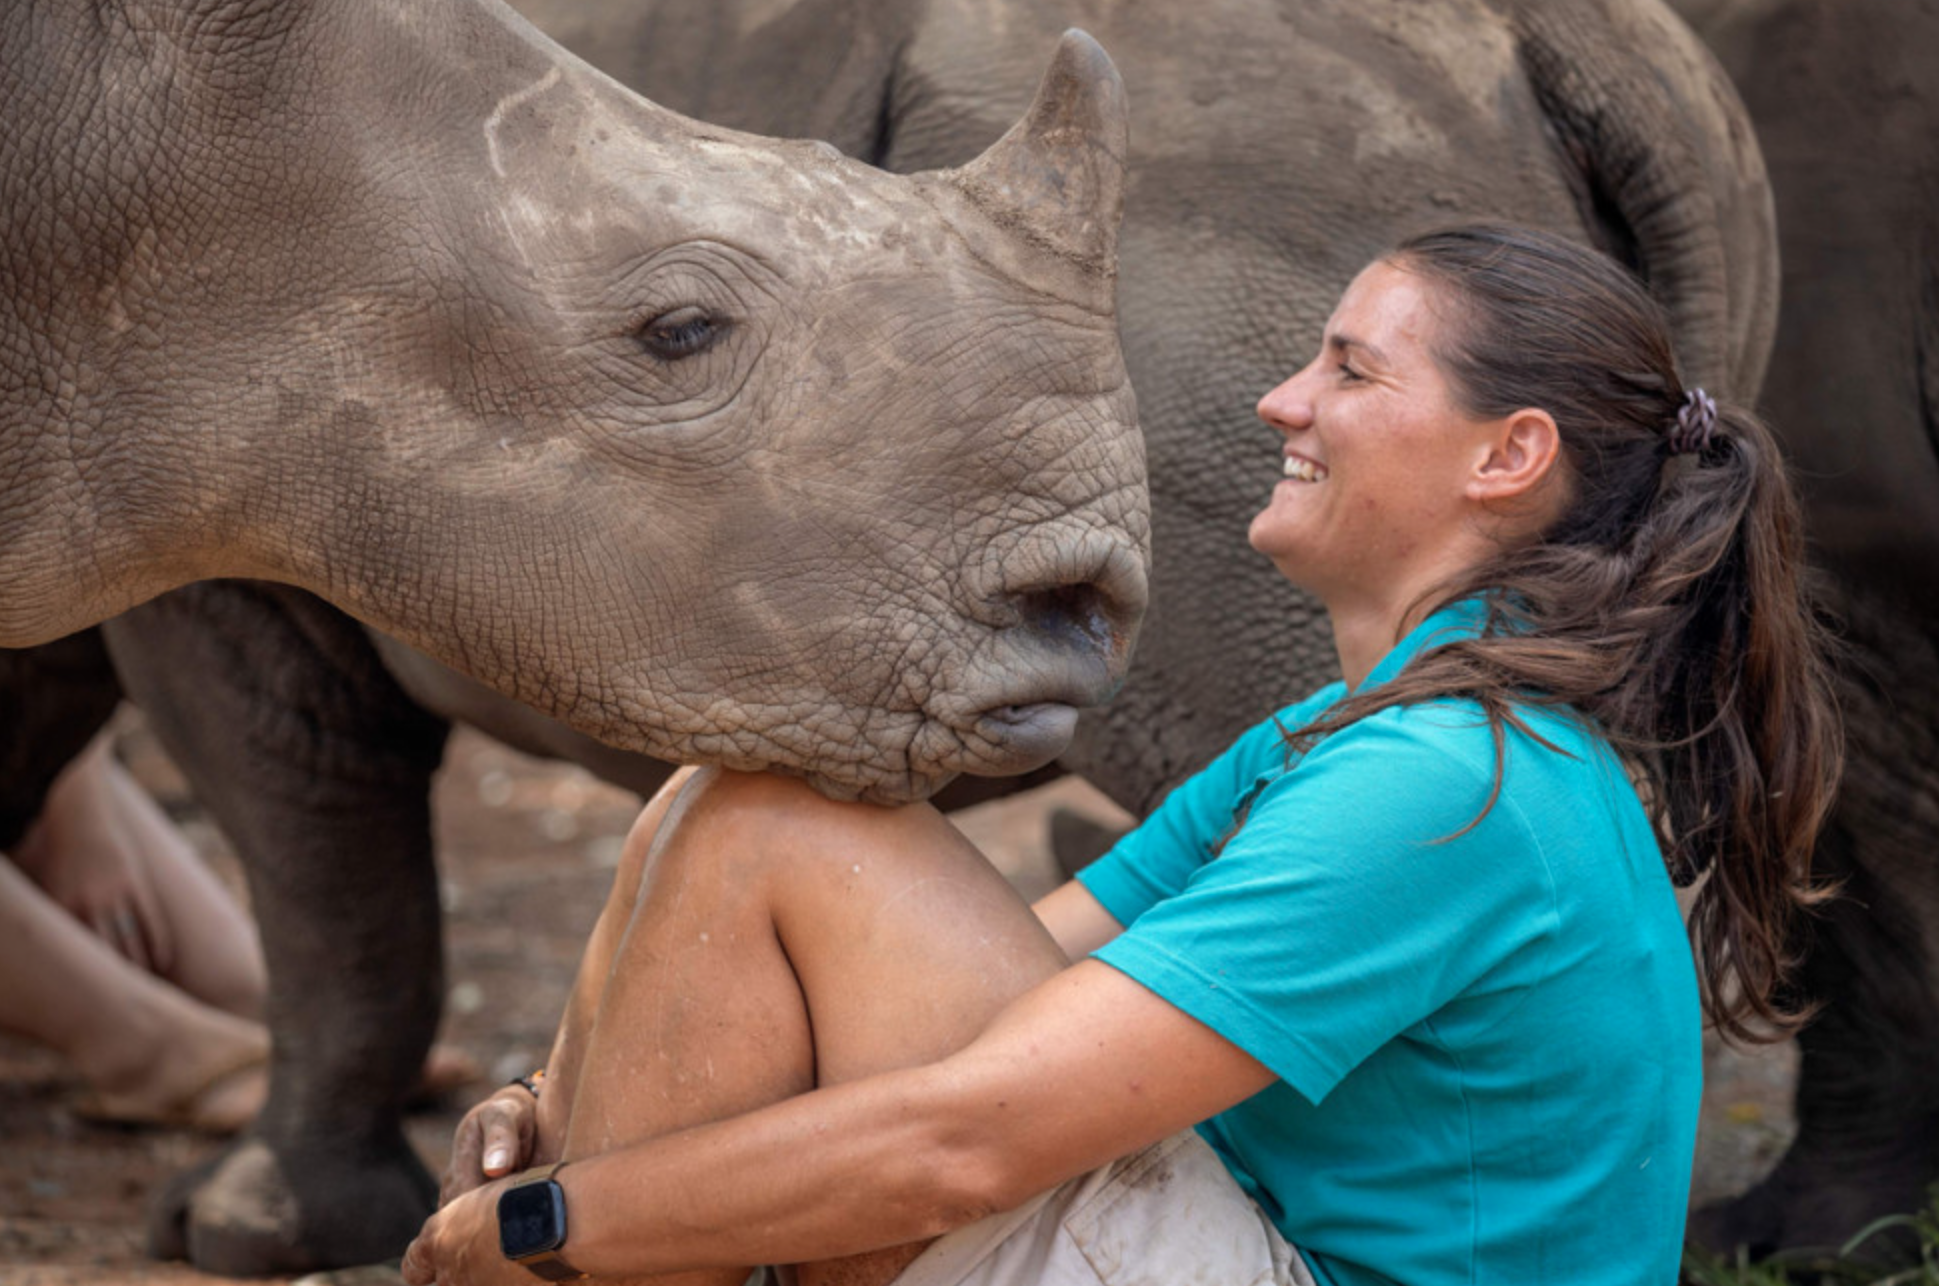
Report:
497,1161,587,1282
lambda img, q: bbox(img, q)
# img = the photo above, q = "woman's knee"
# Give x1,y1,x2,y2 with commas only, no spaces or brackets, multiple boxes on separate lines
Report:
645,768,959,892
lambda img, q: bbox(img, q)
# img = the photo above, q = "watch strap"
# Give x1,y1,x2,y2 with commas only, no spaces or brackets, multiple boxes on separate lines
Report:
503,1161,586,1282
507,1160,569,1189
519,1253,587,1283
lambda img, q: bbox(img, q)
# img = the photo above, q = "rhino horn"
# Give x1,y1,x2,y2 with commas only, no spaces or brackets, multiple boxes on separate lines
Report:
950,29,1128,277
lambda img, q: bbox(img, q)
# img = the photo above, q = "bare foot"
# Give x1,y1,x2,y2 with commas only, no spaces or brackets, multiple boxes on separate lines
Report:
75,998,271,1134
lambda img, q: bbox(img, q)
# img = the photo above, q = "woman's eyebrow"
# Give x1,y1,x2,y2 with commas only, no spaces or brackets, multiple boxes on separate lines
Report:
1327,333,1388,366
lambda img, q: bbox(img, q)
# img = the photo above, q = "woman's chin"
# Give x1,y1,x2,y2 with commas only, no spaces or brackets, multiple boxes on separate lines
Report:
1246,513,1303,565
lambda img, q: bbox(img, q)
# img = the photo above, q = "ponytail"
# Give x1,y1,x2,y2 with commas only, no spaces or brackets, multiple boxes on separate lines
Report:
1604,401,1842,1040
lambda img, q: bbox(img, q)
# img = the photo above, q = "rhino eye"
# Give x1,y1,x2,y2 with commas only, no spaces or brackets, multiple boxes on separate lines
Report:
639,306,728,360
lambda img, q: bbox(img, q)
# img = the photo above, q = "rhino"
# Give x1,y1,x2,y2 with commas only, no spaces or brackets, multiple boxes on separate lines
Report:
2,0,1146,1272
1668,0,1939,1261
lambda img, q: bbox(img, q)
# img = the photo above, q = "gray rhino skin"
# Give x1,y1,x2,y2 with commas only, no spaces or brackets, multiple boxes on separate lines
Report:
1667,0,1939,1259
39,0,1777,1275
2,0,1149,1274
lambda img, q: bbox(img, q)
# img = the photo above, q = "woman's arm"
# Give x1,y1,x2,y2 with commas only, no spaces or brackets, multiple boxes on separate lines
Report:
402,957,1274,1285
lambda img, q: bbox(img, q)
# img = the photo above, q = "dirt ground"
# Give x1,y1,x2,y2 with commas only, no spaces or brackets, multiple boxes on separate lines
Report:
1,716,1800,1284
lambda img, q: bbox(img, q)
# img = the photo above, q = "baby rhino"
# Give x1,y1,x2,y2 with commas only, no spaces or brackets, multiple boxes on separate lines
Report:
0,0,1144,1273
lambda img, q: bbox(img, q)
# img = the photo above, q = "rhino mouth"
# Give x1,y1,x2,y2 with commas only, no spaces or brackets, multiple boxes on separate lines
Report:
950,643,1123,777
967,702,1084,774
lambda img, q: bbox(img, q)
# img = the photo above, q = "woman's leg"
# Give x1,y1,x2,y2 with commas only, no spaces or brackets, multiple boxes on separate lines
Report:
528,768,698,1149
541,767,1071,1286
0,855,269,1130
11,733,268,1018
19,732,477,1103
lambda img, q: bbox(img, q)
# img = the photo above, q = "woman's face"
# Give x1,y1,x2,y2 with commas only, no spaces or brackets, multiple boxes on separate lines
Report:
1248,260,1511,614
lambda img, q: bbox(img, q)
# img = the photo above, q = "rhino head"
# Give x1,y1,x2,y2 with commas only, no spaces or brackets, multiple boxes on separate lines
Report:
1,1,1146,803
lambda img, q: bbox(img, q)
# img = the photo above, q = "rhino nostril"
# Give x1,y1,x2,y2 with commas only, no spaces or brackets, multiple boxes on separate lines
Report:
1014,583,1116,652
989,537,1147,663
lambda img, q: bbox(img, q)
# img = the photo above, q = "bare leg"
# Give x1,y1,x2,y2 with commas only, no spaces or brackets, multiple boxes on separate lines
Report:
0,856,268,1130
11,731,268,1019
536,768,1070,1286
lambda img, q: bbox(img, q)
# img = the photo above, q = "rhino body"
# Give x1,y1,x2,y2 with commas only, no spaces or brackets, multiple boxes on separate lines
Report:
1668,0,1939,1259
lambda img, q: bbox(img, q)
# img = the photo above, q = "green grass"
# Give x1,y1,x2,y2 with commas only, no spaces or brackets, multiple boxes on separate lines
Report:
1682,1187,1939,1285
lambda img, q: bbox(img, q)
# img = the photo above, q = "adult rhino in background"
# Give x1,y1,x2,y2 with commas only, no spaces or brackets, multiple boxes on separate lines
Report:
518,0,1776,812
1667,0,1939,1260
3,0,1147,1273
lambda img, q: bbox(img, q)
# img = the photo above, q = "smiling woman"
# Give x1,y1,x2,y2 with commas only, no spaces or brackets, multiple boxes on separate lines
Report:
403,225,1840,1286
1247,259,1571,682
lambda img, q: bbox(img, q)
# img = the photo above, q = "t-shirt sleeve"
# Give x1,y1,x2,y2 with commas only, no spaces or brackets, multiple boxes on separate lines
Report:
1092,708,1561,1105
1077,686,1344,929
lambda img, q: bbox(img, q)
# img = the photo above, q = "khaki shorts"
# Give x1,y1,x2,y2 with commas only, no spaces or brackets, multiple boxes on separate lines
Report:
769,1132,1316,1286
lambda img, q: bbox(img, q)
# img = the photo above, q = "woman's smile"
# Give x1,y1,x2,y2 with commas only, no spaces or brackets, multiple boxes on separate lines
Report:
1281,453,1328,482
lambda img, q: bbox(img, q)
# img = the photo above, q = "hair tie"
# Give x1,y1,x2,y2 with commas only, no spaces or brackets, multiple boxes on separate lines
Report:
1667,387,1719,455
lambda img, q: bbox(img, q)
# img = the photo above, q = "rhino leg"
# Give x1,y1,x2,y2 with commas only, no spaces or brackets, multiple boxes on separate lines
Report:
1691,858,1939,1260
0,629,123,849
103,582,450,1276
1691,596,1939,1260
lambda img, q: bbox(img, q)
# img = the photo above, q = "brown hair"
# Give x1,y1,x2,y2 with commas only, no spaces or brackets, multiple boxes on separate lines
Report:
1285,223,1842,1043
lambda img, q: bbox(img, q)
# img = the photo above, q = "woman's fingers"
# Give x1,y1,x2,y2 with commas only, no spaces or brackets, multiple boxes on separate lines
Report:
87,900,153,972
441,1090,538,1205
481,1104,528,1175
118,903,155,973
442,1117,484,1206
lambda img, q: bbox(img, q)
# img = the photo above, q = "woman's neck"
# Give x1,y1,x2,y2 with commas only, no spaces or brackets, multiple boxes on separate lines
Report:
1327,593,1440,691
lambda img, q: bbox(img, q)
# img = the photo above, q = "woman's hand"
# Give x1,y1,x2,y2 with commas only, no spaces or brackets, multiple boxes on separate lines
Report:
441,1085,541,1205
9,750,173,974
402,1179,525,1286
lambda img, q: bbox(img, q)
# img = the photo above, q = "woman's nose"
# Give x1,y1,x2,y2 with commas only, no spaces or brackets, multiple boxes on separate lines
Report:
1255,371,1312,433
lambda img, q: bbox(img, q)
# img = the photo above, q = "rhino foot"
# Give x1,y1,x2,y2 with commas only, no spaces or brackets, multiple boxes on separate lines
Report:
1686,1179,1785,1262
148,1131,436,1276
1688,1154,1928,1269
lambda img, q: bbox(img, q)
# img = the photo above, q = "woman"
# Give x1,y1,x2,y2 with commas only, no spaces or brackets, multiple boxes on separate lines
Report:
403,224,1840,1286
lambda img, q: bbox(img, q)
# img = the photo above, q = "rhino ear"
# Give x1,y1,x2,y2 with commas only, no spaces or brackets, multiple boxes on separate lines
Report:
949,29,1128,276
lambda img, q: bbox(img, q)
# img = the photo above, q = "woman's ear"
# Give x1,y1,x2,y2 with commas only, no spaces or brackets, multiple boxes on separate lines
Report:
1469,408,1561,506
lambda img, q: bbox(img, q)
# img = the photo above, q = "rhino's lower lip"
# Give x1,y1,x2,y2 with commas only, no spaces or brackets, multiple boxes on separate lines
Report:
972,702,1083,773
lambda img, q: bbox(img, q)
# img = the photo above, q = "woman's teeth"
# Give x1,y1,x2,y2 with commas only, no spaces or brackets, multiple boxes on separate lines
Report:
1283,457,1328,482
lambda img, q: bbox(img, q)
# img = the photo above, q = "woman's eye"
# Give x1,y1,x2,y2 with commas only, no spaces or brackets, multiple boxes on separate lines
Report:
1337,363,1363,382
639,307,728,360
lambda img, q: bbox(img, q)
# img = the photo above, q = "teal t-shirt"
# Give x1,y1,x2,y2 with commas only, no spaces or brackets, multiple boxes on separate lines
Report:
1078,603,1701,1286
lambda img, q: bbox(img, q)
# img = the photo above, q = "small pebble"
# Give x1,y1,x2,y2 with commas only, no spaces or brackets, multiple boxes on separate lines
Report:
538,808,579,842
478,770,514,807
583,835,626,869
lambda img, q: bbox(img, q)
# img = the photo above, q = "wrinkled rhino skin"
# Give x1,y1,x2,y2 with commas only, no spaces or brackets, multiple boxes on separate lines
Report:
1668,0,1939,1260
3,0,1149,1274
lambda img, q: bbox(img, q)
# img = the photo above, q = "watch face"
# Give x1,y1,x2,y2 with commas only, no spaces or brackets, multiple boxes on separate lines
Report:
498,1179,568,1259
